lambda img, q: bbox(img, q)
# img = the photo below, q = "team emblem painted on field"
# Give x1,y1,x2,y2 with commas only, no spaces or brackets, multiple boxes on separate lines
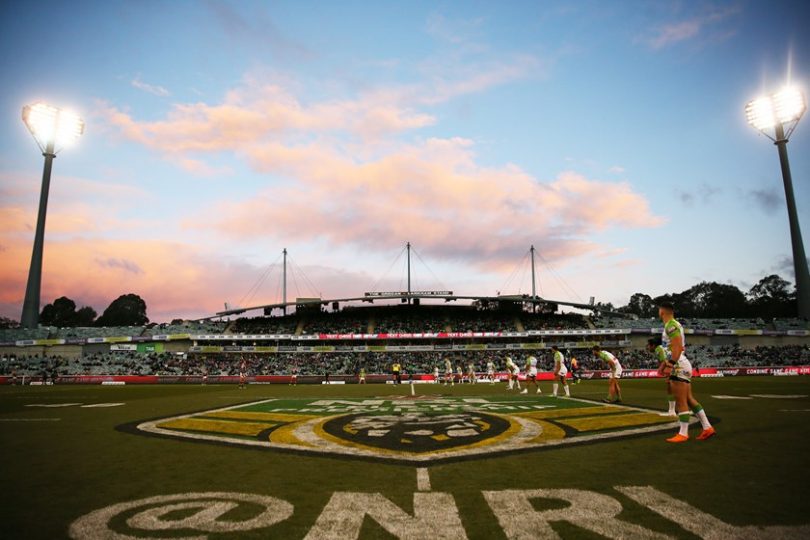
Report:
130,396,685,463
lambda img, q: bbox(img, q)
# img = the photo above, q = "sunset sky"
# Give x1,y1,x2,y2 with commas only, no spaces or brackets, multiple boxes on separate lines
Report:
1,0,809,322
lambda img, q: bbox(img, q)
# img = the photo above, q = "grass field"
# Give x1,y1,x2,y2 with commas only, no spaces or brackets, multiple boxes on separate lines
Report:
1,377,809,539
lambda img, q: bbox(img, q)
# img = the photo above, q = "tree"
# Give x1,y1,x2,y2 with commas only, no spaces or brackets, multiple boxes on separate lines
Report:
678,282,748,318
96,294,149,327
620,293,656,317
0,316,18,329
40,297,78,326
747,275,796,318
39,296,97,327
74,306,98,326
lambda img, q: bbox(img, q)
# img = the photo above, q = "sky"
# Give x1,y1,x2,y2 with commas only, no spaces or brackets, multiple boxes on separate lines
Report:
1,0,809,323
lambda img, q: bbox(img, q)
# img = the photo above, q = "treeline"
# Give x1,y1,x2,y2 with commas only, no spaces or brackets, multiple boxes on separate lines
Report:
608,274,798,319
37,293,149,327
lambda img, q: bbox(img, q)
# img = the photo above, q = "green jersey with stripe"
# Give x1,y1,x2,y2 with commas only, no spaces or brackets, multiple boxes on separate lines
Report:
663,319,686,351
654,345,668,363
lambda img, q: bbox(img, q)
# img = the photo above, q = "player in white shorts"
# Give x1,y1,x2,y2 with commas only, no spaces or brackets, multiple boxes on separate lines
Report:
521,355,541,394
444,357,454,386
433,366,440,384
505,357,521,390
659,301,715,443
467,362,476,384
592,346,622,403
457,364,464,384
551,345,570,397
486,360,495,384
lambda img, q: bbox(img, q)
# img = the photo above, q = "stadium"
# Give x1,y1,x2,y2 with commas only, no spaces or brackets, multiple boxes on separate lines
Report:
2,2,810,539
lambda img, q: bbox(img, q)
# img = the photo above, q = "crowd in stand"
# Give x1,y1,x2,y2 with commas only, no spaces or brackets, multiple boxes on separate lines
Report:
3,344,808,379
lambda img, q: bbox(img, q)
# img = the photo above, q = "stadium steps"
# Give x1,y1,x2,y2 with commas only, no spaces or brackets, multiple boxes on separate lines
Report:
514,318,525,332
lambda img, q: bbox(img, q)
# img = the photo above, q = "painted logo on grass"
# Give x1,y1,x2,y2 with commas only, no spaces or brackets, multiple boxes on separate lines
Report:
127,396,685,463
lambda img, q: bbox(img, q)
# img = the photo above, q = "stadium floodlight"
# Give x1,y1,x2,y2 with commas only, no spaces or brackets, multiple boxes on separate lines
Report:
19,102,85,329
745,86,809,318
22,102,84,153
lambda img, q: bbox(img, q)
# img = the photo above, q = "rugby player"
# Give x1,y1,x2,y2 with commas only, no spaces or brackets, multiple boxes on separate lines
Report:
648,337,676,416
569,353,581,384
591,346,622,403
457,364,464,384
359,367,366,384
444,357,454,386
467,362,477,384
521,355,541,394
505,357,521,391
239,358,247,389
433,365,440,384
658,302,716,443
552,345,570,397
486,359,496,384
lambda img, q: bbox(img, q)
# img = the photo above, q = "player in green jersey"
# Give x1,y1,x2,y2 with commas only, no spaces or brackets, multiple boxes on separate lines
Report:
659,302,716,443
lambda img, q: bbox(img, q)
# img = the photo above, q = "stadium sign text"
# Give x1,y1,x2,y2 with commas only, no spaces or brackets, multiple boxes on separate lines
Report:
69,485,809,539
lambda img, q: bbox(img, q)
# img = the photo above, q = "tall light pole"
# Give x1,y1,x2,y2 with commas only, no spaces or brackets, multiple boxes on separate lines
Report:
745,86,809,318
20,103,84,328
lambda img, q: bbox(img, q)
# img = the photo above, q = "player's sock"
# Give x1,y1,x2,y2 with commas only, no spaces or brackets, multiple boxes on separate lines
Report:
692,404,712,429
678,413,690,437
564,385,570,397
668,400,676,415
552,383,558,396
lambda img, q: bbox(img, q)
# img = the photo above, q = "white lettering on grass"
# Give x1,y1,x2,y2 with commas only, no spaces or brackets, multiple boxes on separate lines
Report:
68,492,292,539
483,488,670,540
305,492,466,540
617,486,810,540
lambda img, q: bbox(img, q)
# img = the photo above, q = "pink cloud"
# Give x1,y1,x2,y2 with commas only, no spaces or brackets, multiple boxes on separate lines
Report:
0,233,380,321
199,137,664,269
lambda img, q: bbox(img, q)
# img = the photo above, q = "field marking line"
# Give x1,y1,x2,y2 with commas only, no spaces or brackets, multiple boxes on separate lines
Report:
416,468,431,492
750,394,808,399
25,403,81,408
137,398,278,436
0,418,61,422
80,403,125,408
779,409,810,412
711,395,754,400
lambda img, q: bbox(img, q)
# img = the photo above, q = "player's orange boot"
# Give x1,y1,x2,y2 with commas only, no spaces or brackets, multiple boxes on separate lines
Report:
696,427,716,440
666,433,689,443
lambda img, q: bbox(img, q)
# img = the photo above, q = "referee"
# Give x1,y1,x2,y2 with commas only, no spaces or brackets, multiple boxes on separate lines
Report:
391,361,402,384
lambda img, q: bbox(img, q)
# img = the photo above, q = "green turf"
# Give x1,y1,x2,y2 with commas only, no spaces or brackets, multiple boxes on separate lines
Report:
1,377,809,539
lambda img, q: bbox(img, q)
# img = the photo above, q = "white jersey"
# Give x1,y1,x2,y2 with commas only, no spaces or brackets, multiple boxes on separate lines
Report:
467,363,475,374
662,318,692,381
445,359,453,374
486,361,495,374
598,350,623,378
554,350,568,376
433,367,439,378
526,356,538,376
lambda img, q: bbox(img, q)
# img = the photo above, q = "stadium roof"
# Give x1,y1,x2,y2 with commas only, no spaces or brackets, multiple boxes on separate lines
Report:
212,293,618,319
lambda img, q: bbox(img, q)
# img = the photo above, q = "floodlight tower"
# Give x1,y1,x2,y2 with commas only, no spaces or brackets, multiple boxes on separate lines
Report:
20,103,84,328
746,87,809,318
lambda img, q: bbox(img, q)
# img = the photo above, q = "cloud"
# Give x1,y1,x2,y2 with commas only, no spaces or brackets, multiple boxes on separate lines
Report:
95,257,144,275
0,234,385,321
676,183,722,207
205,0,313,62
198,137,664,270
608,166,626,174
745,187,782,214
131,76,170,97
642,5,741,49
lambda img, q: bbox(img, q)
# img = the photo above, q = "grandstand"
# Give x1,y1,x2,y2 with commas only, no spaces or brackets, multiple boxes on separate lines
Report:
1,301,808,382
